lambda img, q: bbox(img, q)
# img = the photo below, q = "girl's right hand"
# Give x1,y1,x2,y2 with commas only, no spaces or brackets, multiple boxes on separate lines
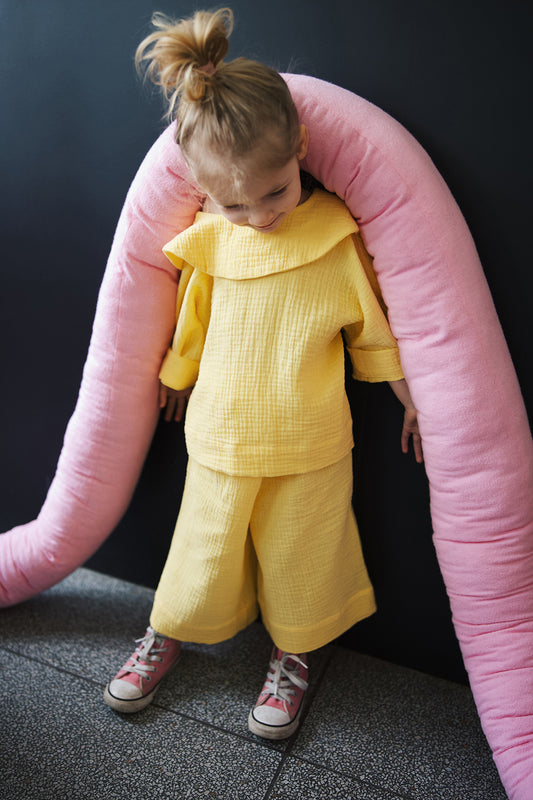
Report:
159,383,193,422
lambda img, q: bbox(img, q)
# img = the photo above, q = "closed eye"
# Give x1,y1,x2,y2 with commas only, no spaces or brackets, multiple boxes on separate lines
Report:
223,185,287,210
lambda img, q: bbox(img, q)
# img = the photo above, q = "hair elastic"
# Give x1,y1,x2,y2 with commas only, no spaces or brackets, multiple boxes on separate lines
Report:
199,61,216,76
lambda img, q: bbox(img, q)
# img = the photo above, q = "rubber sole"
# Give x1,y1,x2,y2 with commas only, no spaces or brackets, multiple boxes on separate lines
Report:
247,704,303,740
103,682,160,713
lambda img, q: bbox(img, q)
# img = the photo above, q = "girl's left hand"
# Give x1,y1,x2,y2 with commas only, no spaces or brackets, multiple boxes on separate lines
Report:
401,407,423,463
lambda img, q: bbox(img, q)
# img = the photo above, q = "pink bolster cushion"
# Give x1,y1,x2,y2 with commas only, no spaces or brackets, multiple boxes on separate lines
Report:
1,74,531,798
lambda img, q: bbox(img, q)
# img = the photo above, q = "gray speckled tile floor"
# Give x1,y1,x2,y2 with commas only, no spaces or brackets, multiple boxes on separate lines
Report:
0,568,508,800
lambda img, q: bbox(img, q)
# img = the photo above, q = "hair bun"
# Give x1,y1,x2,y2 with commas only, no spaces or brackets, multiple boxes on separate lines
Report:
135,8,233,112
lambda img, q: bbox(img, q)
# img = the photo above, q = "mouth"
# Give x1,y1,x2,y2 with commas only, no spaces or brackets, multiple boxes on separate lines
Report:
252,215,282,232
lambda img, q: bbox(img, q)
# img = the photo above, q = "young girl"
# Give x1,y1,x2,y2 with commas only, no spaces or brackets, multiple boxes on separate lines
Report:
104,7,422,740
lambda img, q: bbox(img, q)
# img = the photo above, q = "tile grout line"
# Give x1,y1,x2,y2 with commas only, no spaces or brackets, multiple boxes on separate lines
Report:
2,640,501,800
259,642,418,800
260,643,338,800
279,752,419,800
0,644,290,755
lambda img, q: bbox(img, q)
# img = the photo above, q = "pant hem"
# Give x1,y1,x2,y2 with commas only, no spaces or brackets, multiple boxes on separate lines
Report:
262,589,376,653
150,603,259,645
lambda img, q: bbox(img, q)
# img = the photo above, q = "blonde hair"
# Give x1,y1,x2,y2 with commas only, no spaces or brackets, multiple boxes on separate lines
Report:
135,8,300,169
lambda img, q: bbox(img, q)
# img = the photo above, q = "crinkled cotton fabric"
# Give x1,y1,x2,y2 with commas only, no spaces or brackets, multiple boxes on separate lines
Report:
160,190,404,476
150,453,376,652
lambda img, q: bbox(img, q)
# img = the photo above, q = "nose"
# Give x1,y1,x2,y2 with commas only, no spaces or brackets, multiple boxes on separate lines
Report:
248,206,275,228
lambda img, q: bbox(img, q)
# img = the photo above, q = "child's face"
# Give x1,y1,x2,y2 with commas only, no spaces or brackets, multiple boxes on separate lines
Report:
189,125,309,234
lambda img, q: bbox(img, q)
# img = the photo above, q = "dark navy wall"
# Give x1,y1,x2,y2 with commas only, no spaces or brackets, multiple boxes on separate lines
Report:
1,0,531,682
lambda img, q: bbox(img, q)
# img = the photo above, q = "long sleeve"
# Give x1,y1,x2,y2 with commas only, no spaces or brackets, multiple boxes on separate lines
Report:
343,233,404,383
158,263,213,391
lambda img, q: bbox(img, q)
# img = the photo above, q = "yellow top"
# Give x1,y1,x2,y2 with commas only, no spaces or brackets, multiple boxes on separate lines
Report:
160,189,403,476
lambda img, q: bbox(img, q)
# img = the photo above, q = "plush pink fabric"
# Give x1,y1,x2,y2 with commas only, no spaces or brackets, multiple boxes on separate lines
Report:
1,74,531,797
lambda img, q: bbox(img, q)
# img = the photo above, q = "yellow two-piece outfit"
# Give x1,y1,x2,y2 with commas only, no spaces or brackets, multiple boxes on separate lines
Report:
150,189,404,653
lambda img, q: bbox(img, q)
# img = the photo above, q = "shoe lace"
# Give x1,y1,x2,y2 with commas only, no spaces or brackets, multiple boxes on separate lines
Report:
262,652,308,705
125,627,168,680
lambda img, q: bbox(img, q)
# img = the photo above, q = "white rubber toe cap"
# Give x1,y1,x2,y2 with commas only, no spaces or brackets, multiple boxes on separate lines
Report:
251,704,290,726
108,679,142,701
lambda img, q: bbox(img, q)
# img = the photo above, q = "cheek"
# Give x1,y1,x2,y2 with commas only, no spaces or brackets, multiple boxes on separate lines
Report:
222,209,246,224
285,186,302,211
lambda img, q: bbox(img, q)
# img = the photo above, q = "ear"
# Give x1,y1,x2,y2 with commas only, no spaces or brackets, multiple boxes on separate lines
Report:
297,124,309,160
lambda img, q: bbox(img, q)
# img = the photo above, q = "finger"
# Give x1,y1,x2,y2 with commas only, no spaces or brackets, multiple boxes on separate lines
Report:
174,395,185,422
164,398,176,422
411,433,423,463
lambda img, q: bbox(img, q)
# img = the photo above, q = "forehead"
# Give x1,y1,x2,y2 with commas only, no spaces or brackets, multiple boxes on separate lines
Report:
187,142,296,206
209,165,294,207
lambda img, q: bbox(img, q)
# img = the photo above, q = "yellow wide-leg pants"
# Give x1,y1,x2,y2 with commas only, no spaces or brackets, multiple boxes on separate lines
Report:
150,453,376,653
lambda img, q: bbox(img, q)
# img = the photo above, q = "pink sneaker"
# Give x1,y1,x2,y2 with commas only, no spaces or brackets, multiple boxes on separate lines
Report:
248,648,308,739
104,627,181,713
